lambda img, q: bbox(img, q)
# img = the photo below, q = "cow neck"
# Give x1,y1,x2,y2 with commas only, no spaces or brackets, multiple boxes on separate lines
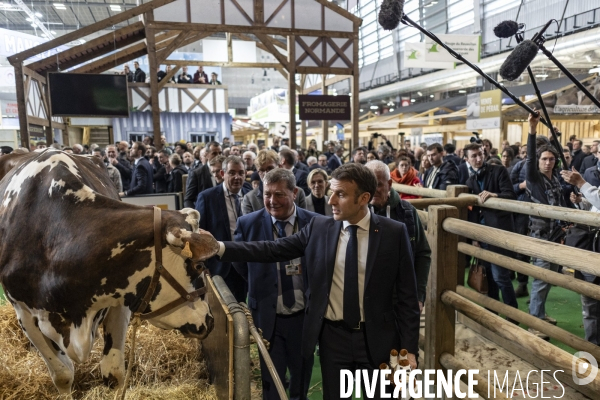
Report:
133,207,208,321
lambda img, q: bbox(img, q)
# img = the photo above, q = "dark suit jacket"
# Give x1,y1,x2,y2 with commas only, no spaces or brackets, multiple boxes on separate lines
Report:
583,165,600,187
458,162,469,185
295,162,310,173
114,159,132,190
221,213,420,362
466,164,516,256
153,165,168,193
127,158,153,196
422,161,459,190
184,164,214,208
571,149,586,172
309,163,332,175
167,165,187,193
579,155,598,174
293,168,310,195
232,207,317,340
444,154,462,167
327,155,342,171
196,184,250,277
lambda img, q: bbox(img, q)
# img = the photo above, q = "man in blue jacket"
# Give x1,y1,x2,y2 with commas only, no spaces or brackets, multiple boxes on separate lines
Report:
120,142,153,197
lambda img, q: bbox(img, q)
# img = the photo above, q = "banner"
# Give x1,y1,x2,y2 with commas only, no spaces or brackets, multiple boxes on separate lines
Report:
404,42,455,69
424,34,481,64
298,95,351,120
0,28,68,60
466,89,502,129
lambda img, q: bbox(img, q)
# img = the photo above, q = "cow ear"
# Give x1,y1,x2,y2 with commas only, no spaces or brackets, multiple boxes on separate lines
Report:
182,231,219,261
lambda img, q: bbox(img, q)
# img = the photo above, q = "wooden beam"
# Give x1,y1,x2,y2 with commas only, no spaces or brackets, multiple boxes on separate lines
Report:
425,205,458,370
8,0,178,64
227,32,233,63
157,65,180,91
351,34,359,147
147,21,356,39
254,0,265,25
145,12,161,149
314,0,362,24
297,66,353,75
26,22,146,73
288,35,296,147
41,75,53,145
255,33,289,71
155,31,188,66
167,60,281,68
300,74,307,148
302,74,349,94
14,63,29,148
321,74,327,140
22,66,47,84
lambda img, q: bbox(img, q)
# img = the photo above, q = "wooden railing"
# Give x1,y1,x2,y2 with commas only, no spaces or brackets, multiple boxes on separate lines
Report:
393,183,600,399
128,82,229,113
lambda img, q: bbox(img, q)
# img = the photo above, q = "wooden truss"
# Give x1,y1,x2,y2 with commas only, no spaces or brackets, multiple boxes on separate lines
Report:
9,0,361,149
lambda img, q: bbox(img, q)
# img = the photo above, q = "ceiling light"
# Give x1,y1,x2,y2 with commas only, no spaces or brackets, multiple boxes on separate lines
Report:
110,5,121,11
54,3,66,9
585,55,592,62
25,17,32,21
35,12,42,17
430,94,434,98
359,109,364,112
389,108,394,112
589,67,600,74
370,105,379,110
535,74,548,78
30,23,36,27
458,90,467,93
51,30,56,34
417,91,422,96
410,99,416,103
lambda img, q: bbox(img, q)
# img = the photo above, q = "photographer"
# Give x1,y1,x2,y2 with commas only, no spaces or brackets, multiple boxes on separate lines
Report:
368,133,393,153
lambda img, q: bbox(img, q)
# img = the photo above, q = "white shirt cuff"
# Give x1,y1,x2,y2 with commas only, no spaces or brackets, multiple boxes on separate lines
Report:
217,241,226,257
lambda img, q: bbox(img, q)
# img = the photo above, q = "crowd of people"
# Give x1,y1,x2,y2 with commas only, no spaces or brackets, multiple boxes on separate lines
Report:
13,123,599,399
120,63,223,85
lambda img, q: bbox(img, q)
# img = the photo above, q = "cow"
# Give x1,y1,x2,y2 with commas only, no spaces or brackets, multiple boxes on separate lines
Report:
0,149,219,395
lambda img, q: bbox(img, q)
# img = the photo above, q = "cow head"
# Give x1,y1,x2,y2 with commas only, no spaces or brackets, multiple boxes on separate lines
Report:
142,208,219,339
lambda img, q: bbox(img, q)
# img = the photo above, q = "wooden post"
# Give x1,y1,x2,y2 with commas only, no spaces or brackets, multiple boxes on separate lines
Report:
144,12,162,148
446,185,470,285
300,74,307,149
351,34,359,148
425,205,458,370
14,63,29,149
226,33,233,63
44,73,53,146
288,35,296,148
321,74,327,142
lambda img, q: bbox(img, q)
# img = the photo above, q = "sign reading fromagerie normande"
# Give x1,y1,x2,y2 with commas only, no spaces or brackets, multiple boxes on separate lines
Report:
298,95,351,120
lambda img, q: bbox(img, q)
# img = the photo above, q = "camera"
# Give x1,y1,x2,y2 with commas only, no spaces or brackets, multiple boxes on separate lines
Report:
372,133,382,138
470,132,482,144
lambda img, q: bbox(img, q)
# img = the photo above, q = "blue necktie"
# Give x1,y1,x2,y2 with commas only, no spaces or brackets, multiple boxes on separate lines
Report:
275,220,295,308
344,225,360,328
231,193,242,218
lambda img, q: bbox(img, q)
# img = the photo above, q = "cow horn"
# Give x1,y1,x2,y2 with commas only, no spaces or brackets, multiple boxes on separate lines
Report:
181,242,193,258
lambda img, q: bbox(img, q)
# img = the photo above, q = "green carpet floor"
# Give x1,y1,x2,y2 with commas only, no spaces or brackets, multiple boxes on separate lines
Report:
0,277,588,399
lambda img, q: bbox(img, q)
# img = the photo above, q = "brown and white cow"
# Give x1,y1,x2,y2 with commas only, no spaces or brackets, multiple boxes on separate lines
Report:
0,149,218,394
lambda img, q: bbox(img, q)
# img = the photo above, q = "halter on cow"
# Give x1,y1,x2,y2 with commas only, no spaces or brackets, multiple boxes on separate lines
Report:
0,149,219,394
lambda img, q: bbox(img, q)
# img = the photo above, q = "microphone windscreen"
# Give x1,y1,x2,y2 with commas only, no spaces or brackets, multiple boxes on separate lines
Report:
378,0,405,31
499,40,539,81
494,21,520,38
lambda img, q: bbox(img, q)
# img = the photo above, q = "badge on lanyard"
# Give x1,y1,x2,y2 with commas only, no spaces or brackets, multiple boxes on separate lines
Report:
285,258,302,275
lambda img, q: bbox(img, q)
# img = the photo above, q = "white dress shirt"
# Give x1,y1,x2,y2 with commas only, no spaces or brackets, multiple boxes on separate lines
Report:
222,182,242,239
580,182,600,212
426,165,440,188
325,210,371,322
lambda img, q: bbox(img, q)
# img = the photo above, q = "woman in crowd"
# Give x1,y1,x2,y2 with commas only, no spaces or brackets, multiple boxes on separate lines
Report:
166,154,188,193
366,151,379,162
501,147,515,173
391,156,422,200
418,153,431,181
305,168,332,216
525,111,565,339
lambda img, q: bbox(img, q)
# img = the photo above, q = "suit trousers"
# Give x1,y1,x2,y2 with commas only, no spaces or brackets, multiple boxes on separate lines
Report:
320,322,385,400
259,311,313,400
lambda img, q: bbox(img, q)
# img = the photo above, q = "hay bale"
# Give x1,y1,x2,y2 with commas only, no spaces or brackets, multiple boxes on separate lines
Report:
0,304,217,399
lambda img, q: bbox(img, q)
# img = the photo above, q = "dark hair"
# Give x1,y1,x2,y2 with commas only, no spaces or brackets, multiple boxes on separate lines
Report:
208,141,221,149
93,148,106,157
331,163,377,202
352,146,367,156
367,150,379,160
443,143,456,154
502,147,514,159
134,142,146,156
509,145,520,156
222,155,245,171
397,156,411,166
537,145,560,172
427,143,443,153
482,139,492,148
279,148,295,166
175,142,187,151
487,157,502,166
159,149,170,157
463,143,482,155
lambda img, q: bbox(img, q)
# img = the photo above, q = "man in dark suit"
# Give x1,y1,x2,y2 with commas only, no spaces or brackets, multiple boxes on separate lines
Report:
327,145,344,172
422,143,459,190
120,141,153,197
217,163,419,399
464,143,518,312
196,156,249,302
579,140,599,173
232,168,317,400
184,141,222,208
280,148,309,195
443,143,462,166
153,149,170,193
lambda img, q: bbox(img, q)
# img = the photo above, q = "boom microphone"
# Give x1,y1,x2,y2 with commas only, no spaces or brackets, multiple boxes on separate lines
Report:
379,0,405,31
499,40,539,81
493,21,522,38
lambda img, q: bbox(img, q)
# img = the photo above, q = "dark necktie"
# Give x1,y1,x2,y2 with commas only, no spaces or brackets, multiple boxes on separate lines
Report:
344,225,360,328
275,220,295,308
231,193,242,218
